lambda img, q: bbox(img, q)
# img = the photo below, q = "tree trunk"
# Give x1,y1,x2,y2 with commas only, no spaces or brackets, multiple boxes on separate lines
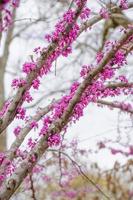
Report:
0,9,16,152
0,65,7,152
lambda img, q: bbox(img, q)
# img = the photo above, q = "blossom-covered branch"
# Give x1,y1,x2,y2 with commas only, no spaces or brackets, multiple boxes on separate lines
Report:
1,81,132,167
0,27,132,199
0,0,87,134
97,99,133,114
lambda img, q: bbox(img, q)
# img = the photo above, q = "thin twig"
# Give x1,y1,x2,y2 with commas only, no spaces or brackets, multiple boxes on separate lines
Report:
29,173,36,200
49,149,111,200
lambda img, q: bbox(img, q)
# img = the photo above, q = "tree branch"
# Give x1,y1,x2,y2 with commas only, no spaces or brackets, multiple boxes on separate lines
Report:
97,99,133,114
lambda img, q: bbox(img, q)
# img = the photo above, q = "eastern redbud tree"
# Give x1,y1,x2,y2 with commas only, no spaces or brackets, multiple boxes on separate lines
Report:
0,0,133,199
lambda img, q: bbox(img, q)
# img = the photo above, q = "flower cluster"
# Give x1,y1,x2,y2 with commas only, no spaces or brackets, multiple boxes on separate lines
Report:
119,0,128,9
0,100,11,118
48,133,61,147
16,107,26,120
13,126,21,136
0,8,12,31
118,75,128,83
0,152,5,165
33,46,41,54
12,0,19,7
29,121,38,129
27,138,37,149
80,7,91,20
0,153,16,186
120,102,132,112
110,145,133,156
0,0,19,31
96,52,104,63
23,91,33,103
100,7,109,19
40,116,53,136
11,78,26,89
22,62,36,74
0,0,19,7
113,50,127,66
74,0,87,7
80,65,92,78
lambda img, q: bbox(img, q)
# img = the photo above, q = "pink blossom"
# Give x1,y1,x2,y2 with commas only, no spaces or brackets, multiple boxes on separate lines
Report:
48,134,61,146
12,0,20,7
11,78,26,89
80,65,92,78
96,52,104,63
15,149,27,159
63,9,75,23
33,46,41,54
100,7,109,19
23,91,33,103
0,0,19,31
129,146,133,155
29,121,38,129
32,78,40,89
97,141,106,149
22,62,36,74
6,163,15,176
13,126,21,136
42,175,51,182
0,100,11,117
45,34,52,43
32,166,43,173
66,190,77,198
119,0,128,9
110,148,123,155
120,102,132,112
113,50,126,66
61,46,72,57
16,107,26,120
100,67,115,81
80,7,91,19
0,175,5,185
27,138,36,149
118,75,128,83
74,0,87,7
